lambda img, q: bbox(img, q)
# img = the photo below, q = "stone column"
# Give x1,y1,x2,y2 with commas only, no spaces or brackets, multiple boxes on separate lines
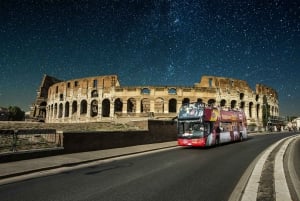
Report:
150,99,155,113
136,99,141,114
164,101,168,114
122,101,127,115
49,105,53,123
244,103,249,118
77,101,81,123
97,99,102,119
110,100,115,118
46,106,49,123
176,100,181,114
87,101,91,121
62,102,65,123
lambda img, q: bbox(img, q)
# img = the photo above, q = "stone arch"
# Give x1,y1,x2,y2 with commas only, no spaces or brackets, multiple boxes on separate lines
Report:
72,101,77,114
256,104,260,119
54,103,58,117
141,88,150,94
65,102,69,117
240,101,245,110
255,95,259,102
169,98,177,113
80,100,87,115
240,93,244,100
271,106,274,116
231,100,237,109
168,88,177,94
91,100,98,117
208,99,216,106
220,99,226,107
91,90,98,98
58,103,63,118
197,98,203,104
92,79,98,88
127,98,136,113
39,101,47,118
155,97,164,113
141,98,150,113
182,98,190,105
102,99,110,117
249,102,253,118
114,98,123,113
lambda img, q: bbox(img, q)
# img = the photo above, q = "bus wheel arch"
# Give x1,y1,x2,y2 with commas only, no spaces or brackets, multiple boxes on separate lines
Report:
240,133,243,141
215,135,220,146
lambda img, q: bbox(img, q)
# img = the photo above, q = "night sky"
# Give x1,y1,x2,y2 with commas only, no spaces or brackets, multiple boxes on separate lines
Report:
0,0,299,116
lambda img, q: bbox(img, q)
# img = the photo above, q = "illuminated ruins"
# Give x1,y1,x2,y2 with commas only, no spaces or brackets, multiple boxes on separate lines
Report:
30,74,279,128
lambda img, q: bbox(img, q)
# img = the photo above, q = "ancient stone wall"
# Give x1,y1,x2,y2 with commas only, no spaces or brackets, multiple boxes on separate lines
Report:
31,74,279,128
29,75,62,121
62,120,177,153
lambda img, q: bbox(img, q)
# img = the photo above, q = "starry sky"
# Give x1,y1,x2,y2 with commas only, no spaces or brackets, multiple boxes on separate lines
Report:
0,0,299,116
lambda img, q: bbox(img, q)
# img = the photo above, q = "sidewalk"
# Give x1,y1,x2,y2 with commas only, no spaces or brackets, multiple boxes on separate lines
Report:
0,141,178,180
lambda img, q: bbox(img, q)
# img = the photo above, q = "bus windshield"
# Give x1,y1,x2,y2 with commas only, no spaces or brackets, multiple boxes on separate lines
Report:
178,121,209,138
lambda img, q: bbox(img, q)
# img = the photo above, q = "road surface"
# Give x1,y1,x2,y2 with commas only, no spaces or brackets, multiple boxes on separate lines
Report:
0,132,296,201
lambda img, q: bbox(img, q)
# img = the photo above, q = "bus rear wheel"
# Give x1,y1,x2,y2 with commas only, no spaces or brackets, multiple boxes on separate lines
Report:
240,134,243,142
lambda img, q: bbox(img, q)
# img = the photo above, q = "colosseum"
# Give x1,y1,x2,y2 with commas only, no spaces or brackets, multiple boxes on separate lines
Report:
30,74,279,128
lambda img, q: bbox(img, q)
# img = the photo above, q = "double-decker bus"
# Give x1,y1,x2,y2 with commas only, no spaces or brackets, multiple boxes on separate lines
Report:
177,102,247,147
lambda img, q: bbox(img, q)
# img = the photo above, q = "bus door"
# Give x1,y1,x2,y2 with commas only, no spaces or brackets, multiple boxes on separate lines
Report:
219,122,233,143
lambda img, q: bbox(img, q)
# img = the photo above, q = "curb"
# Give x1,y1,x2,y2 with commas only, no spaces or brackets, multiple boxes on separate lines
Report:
230,134,299,201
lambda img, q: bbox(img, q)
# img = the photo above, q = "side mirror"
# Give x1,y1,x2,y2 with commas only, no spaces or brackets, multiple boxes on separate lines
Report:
171,116,178,125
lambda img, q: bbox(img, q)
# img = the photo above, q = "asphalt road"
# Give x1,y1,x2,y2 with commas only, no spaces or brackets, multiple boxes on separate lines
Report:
0,132,295,201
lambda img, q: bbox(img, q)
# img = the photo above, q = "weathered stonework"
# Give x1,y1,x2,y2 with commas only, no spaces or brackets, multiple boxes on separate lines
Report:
30,75,62,121
30,74,279,128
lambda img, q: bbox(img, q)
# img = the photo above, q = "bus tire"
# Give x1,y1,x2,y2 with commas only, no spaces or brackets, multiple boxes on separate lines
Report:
240,133,243,142
215,136,220,146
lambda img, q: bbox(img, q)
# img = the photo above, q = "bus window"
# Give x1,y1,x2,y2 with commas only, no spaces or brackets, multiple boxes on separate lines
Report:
239,123,243,130
220,122,231,132
178,122,189,134
203,122,211,136
178,122,205,137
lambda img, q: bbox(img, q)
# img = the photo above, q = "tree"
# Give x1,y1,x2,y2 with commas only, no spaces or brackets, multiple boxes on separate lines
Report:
8,106,25,121
262,95,270,130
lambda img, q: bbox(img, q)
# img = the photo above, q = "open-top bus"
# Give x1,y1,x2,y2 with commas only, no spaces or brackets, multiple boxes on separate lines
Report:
177,102,247,147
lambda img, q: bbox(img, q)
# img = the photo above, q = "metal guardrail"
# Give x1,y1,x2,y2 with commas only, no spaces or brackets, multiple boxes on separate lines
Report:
0,129,62,153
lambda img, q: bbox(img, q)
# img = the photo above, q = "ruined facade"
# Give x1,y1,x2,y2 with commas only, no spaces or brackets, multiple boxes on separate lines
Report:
30,75,62,121
31,74,279,127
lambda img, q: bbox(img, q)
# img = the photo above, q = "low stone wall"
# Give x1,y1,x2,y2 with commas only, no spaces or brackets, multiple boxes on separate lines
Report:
0,120,177,161
0,121,142,132
0,129,64,162
63,120,177,153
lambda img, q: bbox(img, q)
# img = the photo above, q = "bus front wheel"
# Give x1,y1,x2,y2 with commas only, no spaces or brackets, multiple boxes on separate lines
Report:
215,137,220,146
